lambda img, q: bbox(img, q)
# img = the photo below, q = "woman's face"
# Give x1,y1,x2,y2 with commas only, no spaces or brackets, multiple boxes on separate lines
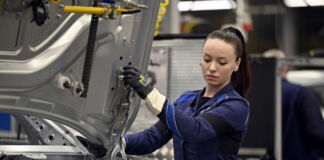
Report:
201,38,241,89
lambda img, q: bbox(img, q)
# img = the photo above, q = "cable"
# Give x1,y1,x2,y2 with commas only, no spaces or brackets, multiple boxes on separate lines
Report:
154,0,170,37
17,124,21,140
30,0,48,26
121,9,141,14
80,1,100,97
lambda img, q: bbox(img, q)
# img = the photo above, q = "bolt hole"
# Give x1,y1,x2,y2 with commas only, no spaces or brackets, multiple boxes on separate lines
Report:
111,87,114,91
36,121,39,125
39,125,44,130
63,143,67,146
119,56,123,60
48,135,54,141
128,62,132,65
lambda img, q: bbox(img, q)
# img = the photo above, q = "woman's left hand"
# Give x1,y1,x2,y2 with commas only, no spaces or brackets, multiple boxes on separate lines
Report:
121,66,153,99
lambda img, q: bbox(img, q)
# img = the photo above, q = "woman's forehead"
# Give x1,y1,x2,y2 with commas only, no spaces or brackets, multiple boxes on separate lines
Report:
203,39,236,58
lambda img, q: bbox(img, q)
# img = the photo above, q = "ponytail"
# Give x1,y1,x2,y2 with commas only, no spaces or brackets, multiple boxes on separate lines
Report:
207,27,251,99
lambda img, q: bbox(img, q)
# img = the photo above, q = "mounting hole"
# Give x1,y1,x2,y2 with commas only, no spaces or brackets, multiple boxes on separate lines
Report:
111,87,115,91
39,125,44,130
35,121,39,125
128,62,132,66
48,134,54,141
63,143,67,146
119,56,123,60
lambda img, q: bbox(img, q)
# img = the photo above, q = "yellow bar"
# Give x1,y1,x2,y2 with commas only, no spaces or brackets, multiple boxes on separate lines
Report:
64,6,133,16
64,6,107,15
108,8,131,15
49,0,62,4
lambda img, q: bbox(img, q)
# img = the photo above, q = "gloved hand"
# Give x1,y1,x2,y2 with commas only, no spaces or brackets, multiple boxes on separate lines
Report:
121,66,153,99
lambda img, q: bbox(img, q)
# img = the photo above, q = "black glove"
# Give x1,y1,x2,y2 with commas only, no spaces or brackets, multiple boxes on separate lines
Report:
121,66,153,99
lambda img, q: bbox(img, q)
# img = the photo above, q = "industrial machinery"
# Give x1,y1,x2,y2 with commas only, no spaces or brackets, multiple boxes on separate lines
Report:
0,0,160,159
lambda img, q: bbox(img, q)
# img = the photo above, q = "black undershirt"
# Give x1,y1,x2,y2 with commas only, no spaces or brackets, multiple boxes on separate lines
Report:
198,97,211,109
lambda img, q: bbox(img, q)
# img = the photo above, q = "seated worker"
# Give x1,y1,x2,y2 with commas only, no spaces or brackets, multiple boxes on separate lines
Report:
121,27,251,160
264,49,324,160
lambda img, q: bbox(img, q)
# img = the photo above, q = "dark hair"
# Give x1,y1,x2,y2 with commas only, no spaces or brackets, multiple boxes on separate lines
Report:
206,27,251,99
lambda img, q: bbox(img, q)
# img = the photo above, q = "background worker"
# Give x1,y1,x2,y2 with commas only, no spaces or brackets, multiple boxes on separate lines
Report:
264,49,324,160
121,27,251,160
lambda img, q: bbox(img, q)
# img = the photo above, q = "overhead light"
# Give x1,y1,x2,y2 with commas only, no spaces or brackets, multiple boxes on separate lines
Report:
177,0,236,12
306,0,324,6
284,0,324,7
284,0,307,7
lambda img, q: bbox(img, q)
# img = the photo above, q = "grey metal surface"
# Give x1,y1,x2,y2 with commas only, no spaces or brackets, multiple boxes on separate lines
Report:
0,145,83,154
13,114,89,154
0,145,93,160
0,0,89,24
0,0,161,159
275,59,282,160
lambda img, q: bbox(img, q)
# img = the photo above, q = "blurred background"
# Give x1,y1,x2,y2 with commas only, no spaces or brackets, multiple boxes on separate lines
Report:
156,0,324,57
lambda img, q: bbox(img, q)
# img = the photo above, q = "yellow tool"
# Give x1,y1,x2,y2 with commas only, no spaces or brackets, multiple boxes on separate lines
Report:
49,0,62,4
64,6,132,16
139,75,145,83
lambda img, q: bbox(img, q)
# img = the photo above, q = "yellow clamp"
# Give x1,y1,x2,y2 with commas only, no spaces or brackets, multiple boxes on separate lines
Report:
310,50,315,57
139,75,145,83
49,0,62,4
64,6,132,16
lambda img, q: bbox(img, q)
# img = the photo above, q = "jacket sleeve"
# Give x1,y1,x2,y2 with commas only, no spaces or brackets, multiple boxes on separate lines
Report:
295,87,324,157
125,121,172,155
146,89,249,143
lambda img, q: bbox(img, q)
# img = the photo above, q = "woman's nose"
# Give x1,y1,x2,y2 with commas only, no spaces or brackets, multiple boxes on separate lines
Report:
209,62,217,72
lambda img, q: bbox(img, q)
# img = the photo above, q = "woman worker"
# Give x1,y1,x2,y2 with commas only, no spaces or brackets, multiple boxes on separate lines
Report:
121,27,251,160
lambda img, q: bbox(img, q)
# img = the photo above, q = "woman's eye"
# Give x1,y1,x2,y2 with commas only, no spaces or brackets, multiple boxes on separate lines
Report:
219,62,227,65
204,58,211,62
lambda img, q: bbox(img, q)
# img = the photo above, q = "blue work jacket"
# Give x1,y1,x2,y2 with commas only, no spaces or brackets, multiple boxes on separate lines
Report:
282,79,324,160
125,83,250,160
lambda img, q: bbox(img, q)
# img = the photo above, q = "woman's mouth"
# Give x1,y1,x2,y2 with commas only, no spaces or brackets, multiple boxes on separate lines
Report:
206,75,217,80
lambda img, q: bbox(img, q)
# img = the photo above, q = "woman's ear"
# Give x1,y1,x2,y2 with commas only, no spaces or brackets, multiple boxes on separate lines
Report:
234,58,241,72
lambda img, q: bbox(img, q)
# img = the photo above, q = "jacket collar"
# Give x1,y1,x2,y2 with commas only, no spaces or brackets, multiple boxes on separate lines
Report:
191,82,234,108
